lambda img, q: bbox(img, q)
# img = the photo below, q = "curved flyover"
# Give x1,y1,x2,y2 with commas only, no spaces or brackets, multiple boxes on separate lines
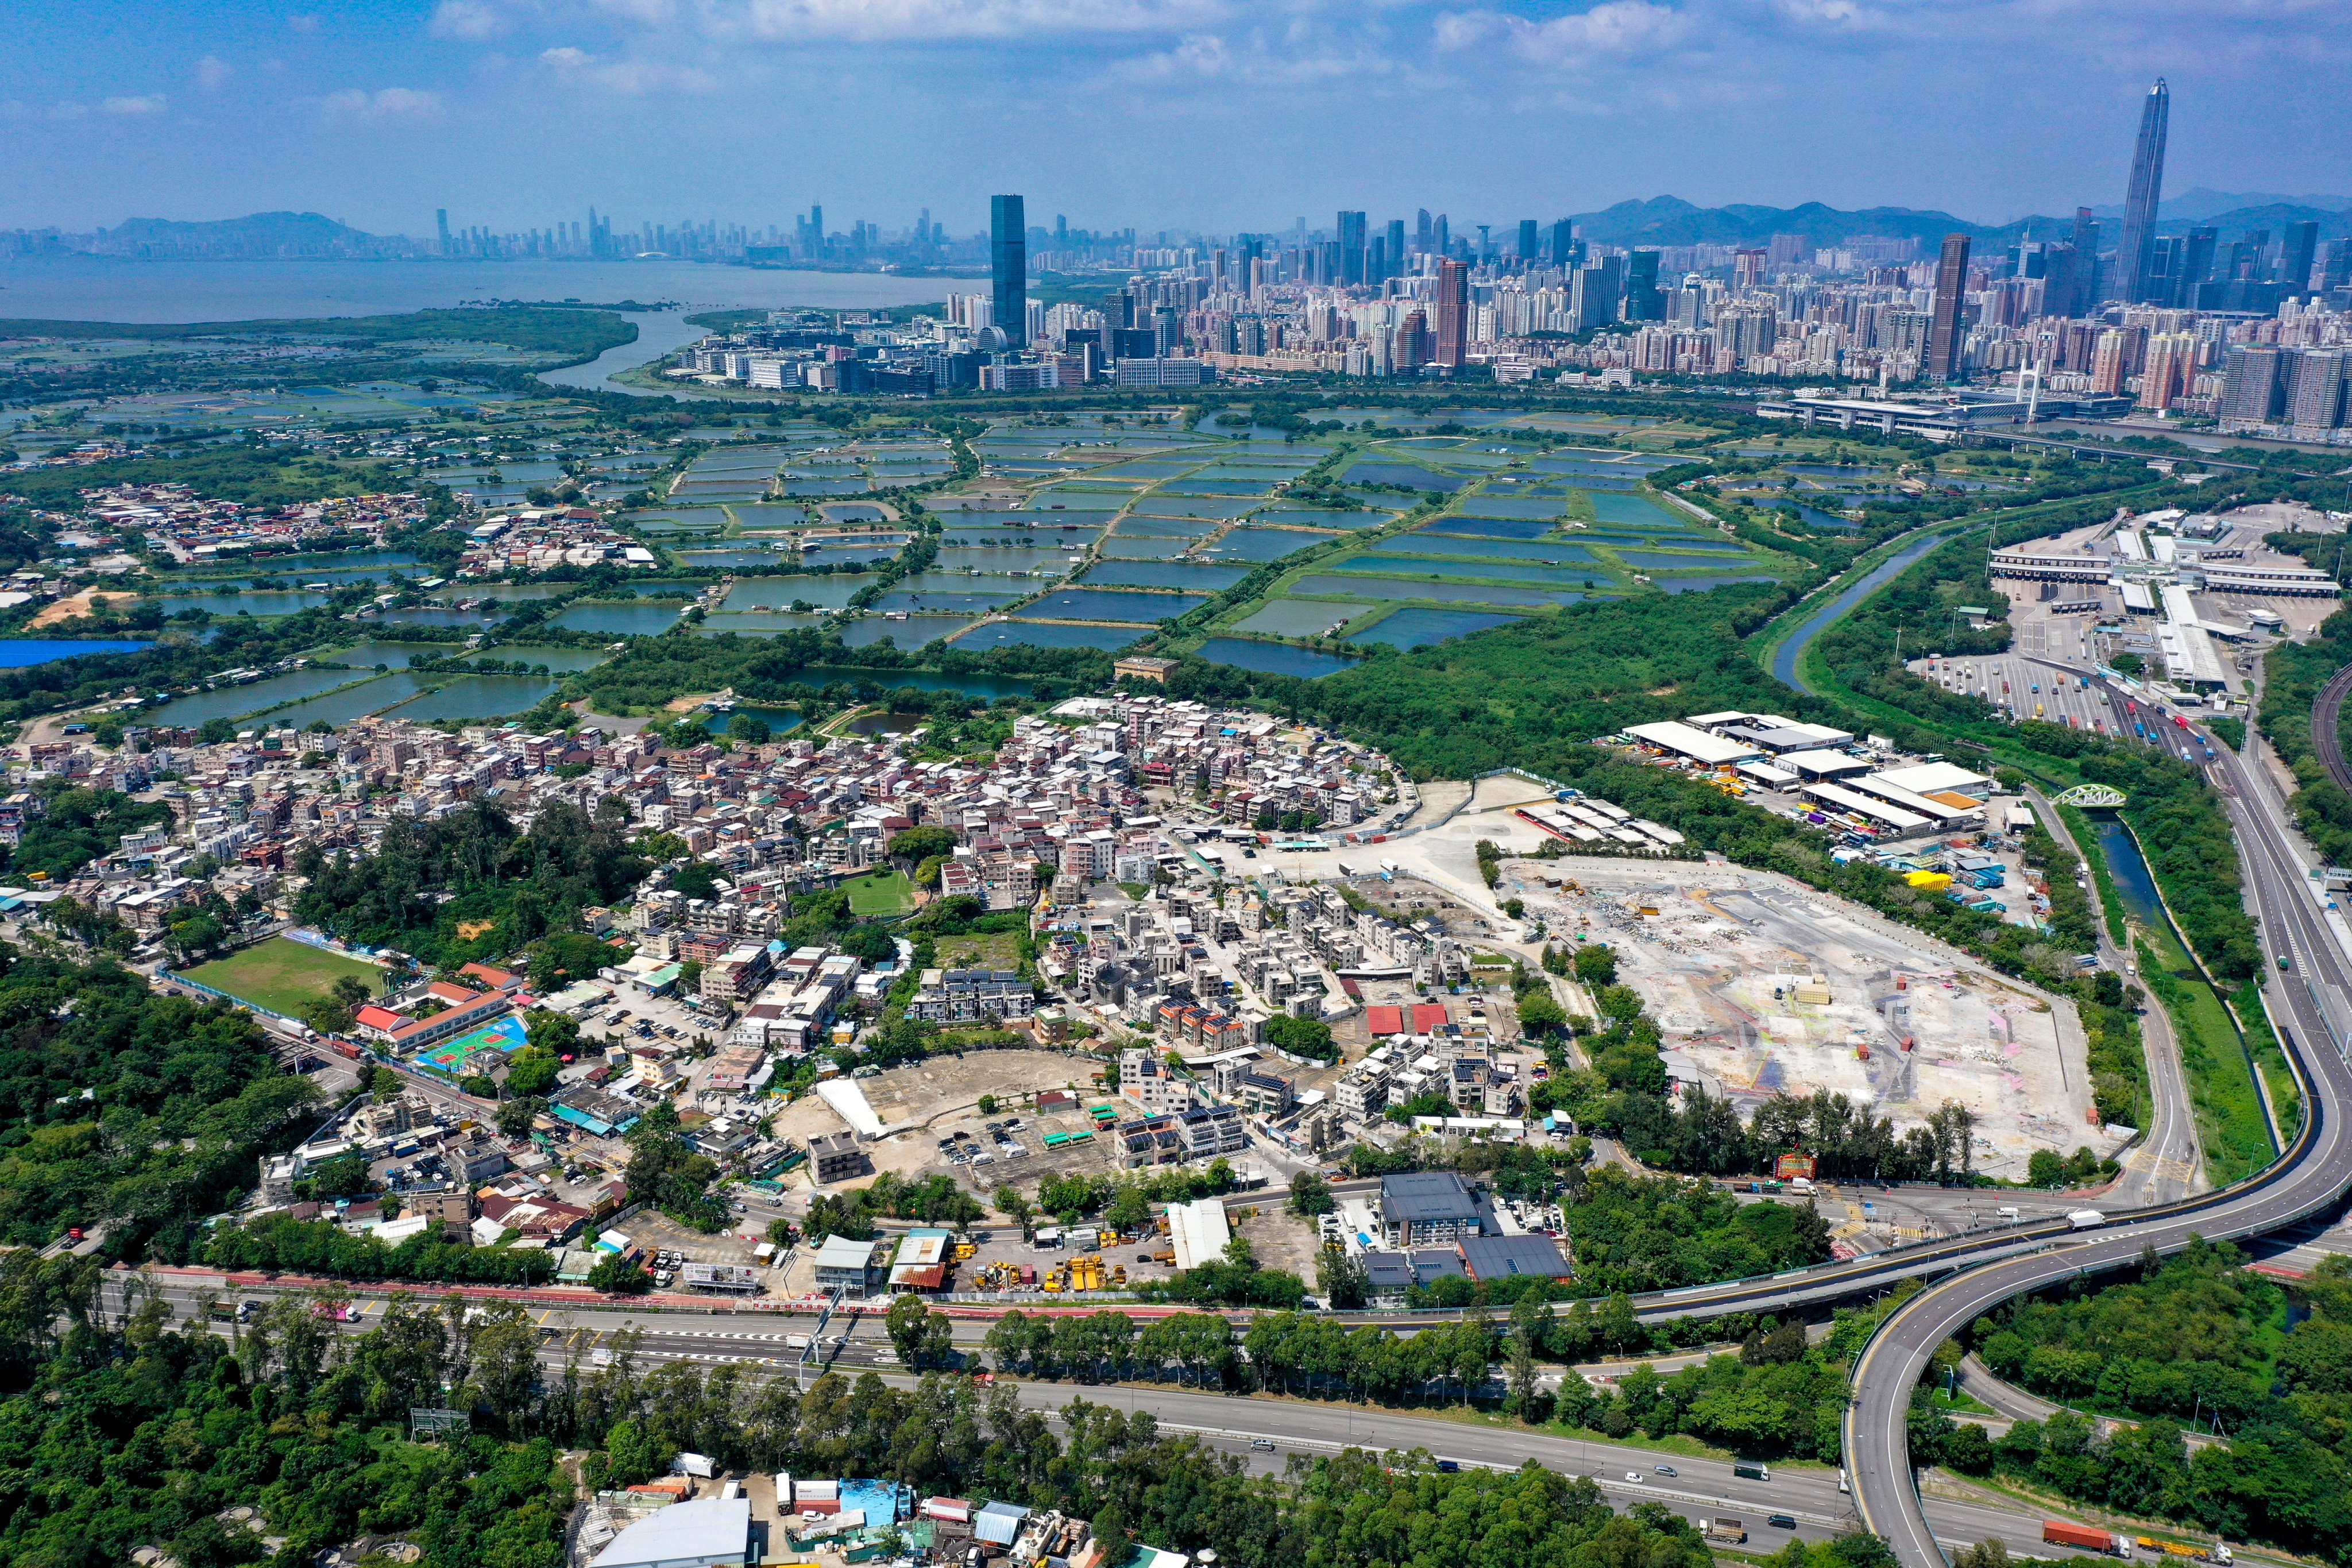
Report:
1844,733,2352,1566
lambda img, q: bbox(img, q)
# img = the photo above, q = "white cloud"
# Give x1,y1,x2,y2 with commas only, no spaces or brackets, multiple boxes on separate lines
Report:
713,0,1230,43
102,94,169,114
538,43,716,91
195,56,234,90
1115,24,1407,86
1435,0,1690,63
287,12,320,32
431,0,511,38
319,86,446,121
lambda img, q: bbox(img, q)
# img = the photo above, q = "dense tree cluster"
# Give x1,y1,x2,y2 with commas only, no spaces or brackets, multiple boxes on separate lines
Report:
294,797,650,970
0,945,314,1256
1902,1247,2352,1563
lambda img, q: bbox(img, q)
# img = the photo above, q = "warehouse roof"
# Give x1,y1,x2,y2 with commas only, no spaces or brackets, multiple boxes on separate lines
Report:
589,1497,751,1568
1380,1172,1479,1223
1459,1233,1572,1281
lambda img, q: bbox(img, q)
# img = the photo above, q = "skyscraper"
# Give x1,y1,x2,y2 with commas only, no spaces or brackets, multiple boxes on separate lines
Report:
2176,226,2218,307
2070,207,2102,306
435,208,451,256
1385,220,1405,280
2282,221,2321,294
1517,219,1539,267
990,195,1026,349
1625,250,1662,321
1550,219,1574,268
1926,233,1971,382
1431,260,1468,368
2116,79,2170,304
1337,211,1367,286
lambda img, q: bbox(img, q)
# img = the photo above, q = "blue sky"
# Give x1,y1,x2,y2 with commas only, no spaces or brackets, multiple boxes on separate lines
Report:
2,1,2345,237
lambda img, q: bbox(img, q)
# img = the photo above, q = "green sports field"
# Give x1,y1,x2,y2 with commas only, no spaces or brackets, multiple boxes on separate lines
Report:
845,869,915,916
182,936,387,1017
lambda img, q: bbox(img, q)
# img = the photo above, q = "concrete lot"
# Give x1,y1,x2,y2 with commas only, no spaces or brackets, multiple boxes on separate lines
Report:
1494,858,2119,1182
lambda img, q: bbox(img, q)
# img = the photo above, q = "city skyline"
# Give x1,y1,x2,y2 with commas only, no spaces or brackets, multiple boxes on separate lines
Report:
2,2,2349,235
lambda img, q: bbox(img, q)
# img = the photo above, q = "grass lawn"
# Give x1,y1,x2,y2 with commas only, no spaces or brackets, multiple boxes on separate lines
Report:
183,936,386,1017
845,870,915,917
936,929,1023,972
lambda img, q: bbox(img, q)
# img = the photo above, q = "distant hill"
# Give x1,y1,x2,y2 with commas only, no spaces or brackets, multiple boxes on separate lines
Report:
1567,193,2352,252
1569,196,1984,249
87,211,418,260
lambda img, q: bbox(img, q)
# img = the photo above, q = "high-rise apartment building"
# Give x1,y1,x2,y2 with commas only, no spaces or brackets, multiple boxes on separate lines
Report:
2218,345,2287,427
2287,349,2349,434
2116,79,2171,303
2137,332,2197,411
990,194,1027,349
1431,260,1469,368
1925,233,1971,381
1733,249,1767,291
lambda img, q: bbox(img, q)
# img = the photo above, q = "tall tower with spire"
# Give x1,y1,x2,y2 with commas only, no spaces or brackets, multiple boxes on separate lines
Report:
2116,79,2171,304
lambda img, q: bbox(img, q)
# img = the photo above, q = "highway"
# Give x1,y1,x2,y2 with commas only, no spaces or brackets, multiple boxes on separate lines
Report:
105,1274,2119,1562
1845,713,2352,1568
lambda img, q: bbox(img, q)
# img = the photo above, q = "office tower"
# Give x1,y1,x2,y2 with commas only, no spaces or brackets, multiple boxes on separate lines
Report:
2325,237,2352,293
1571,256,1624,331
2218,345,2287,427
1337,211,1367,286
1550,219,1574,268
1434,215,1450,258
1151,305,1180,358
2037,243,2081,319
2287,349,2349,432
1053,213,1067,244
1415,209,1432,254
1516,219,1539,267
435,208,451,256
991,194,1027,349
2116,78,2170,303
1925,233,1971,382
2177,226,2218,306
1625,250,1662,321
2068,207,2102,306
1431,260,1468,368
2282,221,2320,293
1366,238,1386,284
1385,219,1405,279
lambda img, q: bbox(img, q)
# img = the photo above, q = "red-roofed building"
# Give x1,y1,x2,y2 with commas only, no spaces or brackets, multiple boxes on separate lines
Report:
354,1004,404,1037
1367,1005,1405,1036
1411,1002,1450,1033
459,963,522,992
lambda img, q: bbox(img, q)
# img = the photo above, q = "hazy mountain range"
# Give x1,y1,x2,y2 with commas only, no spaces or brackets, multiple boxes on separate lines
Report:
1570,192,2352,250
25,192,2352,262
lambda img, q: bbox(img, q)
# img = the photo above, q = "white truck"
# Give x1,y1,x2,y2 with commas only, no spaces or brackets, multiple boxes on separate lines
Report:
2068,1209,2107,1230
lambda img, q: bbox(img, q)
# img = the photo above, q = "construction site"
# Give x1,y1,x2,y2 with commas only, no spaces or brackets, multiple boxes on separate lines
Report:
1497,856,2131,1180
